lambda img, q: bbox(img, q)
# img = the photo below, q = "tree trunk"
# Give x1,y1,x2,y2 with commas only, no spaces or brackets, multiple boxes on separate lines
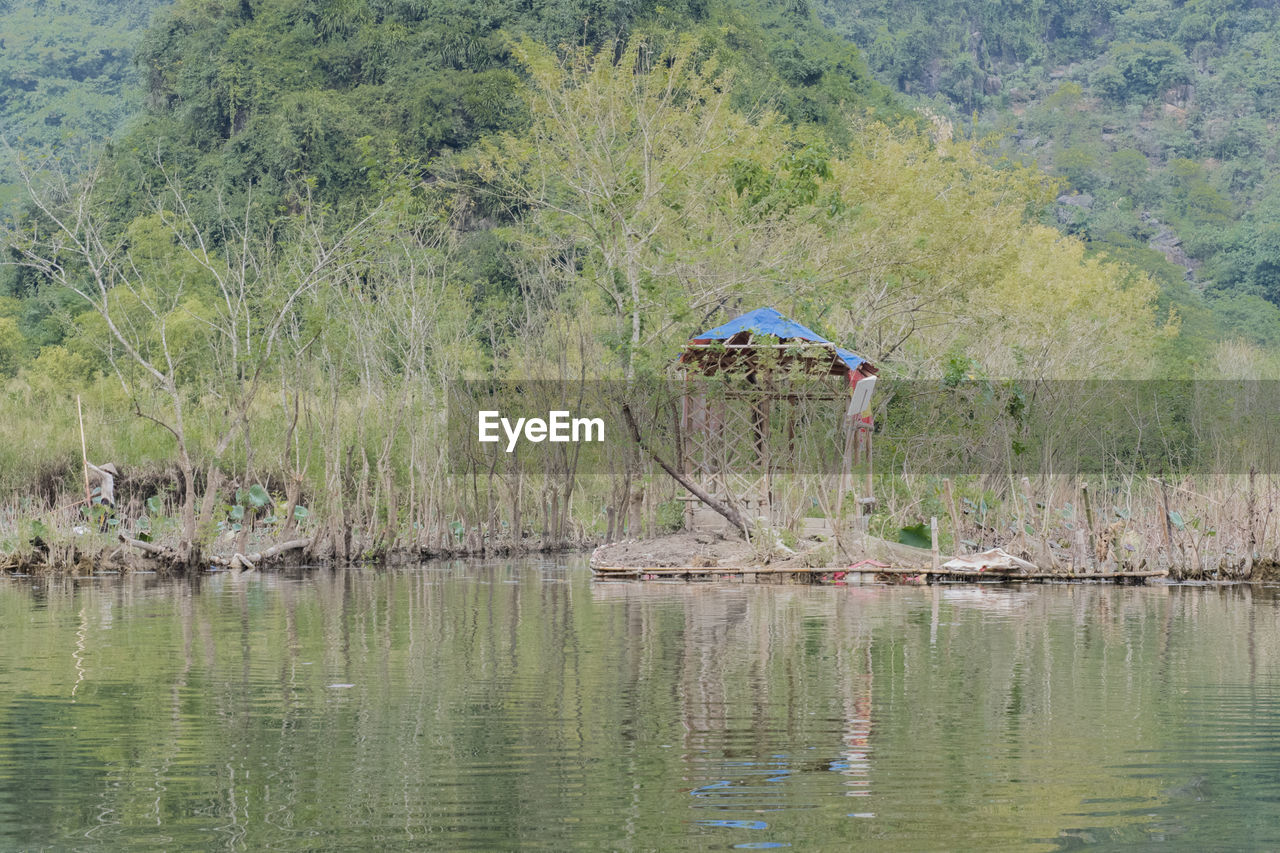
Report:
197,466,225,543
177,455,199,564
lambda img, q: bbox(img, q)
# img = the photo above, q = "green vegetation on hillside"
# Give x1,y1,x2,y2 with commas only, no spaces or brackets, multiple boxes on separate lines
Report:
86,0,899,225
0,0,166,206
817,0,1280,367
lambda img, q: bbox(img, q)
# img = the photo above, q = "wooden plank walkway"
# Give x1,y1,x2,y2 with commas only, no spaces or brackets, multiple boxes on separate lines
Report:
591,565,1168,582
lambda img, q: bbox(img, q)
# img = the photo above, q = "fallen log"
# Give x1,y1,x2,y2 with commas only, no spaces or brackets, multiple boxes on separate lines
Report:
118,533,169,557
120,533,309,572
209,538,310,572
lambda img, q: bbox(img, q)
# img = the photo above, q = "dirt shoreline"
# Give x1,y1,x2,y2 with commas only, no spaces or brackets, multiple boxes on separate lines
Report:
8,529,1280,583
1,536,599,576
589,532,1280,583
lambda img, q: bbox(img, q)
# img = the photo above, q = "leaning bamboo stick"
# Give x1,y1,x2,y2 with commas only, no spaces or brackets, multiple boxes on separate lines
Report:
49,497,90,515
77,395,91,509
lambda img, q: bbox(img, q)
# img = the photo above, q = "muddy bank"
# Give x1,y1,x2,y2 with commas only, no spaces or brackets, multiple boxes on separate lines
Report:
589,531,1256,583
590,530,838,571
8,523,1274,582
2,534,599,576
591,531,755,569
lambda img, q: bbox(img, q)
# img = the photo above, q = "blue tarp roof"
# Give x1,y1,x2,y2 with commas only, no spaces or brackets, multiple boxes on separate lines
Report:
690,306,868,373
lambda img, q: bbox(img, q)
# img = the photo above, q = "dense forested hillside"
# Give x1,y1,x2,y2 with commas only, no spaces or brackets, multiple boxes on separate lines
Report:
84,0,899,222
818,0,1280,356
0,0,166,206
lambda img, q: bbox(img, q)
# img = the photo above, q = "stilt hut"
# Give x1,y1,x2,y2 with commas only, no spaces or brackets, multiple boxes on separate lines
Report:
677,307,877,534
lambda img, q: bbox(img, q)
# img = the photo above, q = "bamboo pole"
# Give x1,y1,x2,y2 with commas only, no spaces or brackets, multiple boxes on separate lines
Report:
930,516,939,570
864,430,874,506
77,395,91,508
1081,481,1096,570
943,478,962,548
1158,477,1174,553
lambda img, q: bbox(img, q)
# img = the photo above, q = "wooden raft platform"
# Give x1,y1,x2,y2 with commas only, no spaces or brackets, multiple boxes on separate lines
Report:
591,564,1169,584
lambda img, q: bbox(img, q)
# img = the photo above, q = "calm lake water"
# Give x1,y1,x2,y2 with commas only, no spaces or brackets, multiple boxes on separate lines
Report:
3,559,1280,850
